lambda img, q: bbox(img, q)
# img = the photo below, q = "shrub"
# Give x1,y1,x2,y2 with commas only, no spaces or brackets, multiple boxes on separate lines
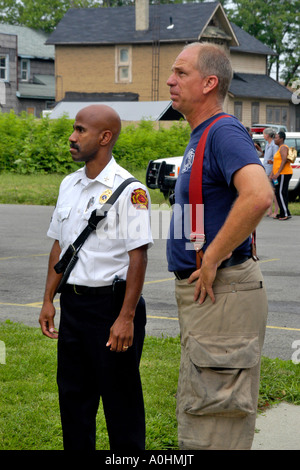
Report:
0,111,189,174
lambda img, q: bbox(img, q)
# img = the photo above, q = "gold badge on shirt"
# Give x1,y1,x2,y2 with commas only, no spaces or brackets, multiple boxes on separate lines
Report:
99,189,112,204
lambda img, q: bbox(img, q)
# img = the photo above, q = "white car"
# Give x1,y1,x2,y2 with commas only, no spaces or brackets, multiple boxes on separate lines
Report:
146,132,300,201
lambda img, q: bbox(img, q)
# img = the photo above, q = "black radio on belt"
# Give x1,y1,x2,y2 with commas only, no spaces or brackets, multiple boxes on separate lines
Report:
112,276,127,314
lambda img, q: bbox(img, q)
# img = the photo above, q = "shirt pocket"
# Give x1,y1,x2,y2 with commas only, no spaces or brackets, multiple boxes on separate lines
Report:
181,333,260,418
56,206,72,247
57,206,72,222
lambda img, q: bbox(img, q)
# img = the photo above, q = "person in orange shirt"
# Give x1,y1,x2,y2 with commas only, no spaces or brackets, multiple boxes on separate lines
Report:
270,131,293,220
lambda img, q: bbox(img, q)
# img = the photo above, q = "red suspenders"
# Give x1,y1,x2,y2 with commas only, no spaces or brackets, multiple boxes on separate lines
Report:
189,115,231,268
188,115,258,269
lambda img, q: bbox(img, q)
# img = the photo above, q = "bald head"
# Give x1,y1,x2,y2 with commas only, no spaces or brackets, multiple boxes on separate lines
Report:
69,104,122,175
76,104,121,147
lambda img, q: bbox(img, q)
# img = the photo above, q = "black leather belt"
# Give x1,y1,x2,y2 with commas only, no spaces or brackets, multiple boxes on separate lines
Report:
61,284,113,295
174,268,195,280
218,254,251,269
174,254,251,280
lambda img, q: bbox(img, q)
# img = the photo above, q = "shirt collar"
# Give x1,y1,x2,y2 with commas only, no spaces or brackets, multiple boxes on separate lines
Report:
73,157,117,188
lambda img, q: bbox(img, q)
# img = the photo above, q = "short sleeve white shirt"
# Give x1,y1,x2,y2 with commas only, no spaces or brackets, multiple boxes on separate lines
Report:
48,157,153,287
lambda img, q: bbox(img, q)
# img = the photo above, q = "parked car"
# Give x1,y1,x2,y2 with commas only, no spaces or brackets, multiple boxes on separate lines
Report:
250,123,288,134
146,132,300,201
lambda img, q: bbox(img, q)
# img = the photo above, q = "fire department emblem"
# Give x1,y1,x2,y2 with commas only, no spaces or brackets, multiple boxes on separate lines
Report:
131,188,148,209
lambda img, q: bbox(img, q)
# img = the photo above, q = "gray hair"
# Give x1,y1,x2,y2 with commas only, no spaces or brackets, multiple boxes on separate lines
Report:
263,127,276,138
184,42,233,101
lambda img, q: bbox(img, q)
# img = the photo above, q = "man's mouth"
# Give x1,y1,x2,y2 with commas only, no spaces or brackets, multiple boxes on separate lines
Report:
70,144,79,152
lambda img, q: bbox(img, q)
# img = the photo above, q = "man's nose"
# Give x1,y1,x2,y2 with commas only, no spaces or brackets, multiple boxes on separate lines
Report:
69,131,76,143
167,73,175,86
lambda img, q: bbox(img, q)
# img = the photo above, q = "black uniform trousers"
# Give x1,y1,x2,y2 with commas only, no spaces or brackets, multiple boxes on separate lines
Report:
57,289,146,451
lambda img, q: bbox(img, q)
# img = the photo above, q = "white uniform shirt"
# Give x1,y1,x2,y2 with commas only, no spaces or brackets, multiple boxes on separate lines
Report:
47,157,153,287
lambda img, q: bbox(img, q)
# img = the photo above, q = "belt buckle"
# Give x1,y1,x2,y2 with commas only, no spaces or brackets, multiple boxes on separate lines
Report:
190,232,205,252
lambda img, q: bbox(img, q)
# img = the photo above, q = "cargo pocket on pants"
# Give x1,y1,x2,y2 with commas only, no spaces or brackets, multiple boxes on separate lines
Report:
182,334,260,418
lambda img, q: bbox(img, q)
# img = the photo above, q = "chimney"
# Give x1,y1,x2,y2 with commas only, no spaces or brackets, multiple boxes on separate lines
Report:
135,0,149,31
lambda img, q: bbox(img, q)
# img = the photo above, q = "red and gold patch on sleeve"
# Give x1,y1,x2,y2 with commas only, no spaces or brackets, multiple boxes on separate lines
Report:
131,188,149,209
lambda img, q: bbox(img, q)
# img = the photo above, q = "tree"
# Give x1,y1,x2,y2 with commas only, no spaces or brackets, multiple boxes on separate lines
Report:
226,0,300,84
0,0,298,83
0,0,103,33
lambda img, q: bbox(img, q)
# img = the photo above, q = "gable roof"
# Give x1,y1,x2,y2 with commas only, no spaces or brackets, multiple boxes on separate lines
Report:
0,23,54,59
46,2,239,47
230,23,275,56
229,73,292,100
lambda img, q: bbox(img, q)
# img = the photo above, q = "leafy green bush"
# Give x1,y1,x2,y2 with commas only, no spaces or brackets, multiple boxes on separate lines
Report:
114,120,189,170
0,111,189,174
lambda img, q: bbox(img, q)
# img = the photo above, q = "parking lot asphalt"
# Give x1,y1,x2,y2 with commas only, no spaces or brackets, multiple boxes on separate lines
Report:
1,203,299,360
0,204,299,450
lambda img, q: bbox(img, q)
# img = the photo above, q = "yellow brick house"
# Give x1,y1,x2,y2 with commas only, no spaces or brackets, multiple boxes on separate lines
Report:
46,0,297,130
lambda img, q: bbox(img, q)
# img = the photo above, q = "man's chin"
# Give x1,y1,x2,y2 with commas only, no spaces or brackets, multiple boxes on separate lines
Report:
170,99,181,112
70,149,82,161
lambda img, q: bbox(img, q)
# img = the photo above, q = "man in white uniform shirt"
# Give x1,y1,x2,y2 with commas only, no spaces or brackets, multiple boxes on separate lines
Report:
39,104,153,451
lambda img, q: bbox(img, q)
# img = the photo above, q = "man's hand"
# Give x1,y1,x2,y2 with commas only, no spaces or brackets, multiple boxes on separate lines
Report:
106,315,134,352
188,252,232,304
39,301,58,339
105,245,148,352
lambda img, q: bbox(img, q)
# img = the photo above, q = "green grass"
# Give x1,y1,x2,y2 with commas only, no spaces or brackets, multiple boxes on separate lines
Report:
1,173,300,214
0,321,299,450
0,171,167,206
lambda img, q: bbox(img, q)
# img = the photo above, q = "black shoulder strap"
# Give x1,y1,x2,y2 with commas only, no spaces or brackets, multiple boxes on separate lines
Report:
76,176,138,249
54,177,138,274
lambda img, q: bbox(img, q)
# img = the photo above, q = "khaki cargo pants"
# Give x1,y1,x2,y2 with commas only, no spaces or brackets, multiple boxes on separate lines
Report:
175,259,268,450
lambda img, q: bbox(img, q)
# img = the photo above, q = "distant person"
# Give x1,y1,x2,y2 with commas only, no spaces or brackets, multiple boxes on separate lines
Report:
271,131,292,220
263,128,279,217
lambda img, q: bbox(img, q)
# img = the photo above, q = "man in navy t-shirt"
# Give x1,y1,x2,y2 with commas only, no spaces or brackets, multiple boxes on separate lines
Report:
167,113,262,272
166,42,273,450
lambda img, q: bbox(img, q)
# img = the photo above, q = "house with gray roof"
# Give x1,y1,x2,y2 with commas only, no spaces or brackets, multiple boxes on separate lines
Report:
46,1,297,130
0,24,55,116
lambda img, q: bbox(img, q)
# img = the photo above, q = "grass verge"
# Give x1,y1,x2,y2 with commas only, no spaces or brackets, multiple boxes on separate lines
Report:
1,173,300,214
0,321,299,450
0,171,167,207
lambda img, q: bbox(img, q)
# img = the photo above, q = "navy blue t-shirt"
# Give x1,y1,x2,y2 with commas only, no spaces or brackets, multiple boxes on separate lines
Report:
167,113,262,272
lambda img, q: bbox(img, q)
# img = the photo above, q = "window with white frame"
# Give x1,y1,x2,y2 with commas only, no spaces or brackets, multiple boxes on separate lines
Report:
0,55,9,81
21,59,30,81
115,46,132,83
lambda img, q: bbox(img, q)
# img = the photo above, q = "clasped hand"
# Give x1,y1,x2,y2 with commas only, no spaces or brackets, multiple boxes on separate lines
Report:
188,252,232,304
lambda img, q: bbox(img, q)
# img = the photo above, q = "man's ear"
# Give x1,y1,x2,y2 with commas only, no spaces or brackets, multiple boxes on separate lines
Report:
99,129,113,146
203,75,219,95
